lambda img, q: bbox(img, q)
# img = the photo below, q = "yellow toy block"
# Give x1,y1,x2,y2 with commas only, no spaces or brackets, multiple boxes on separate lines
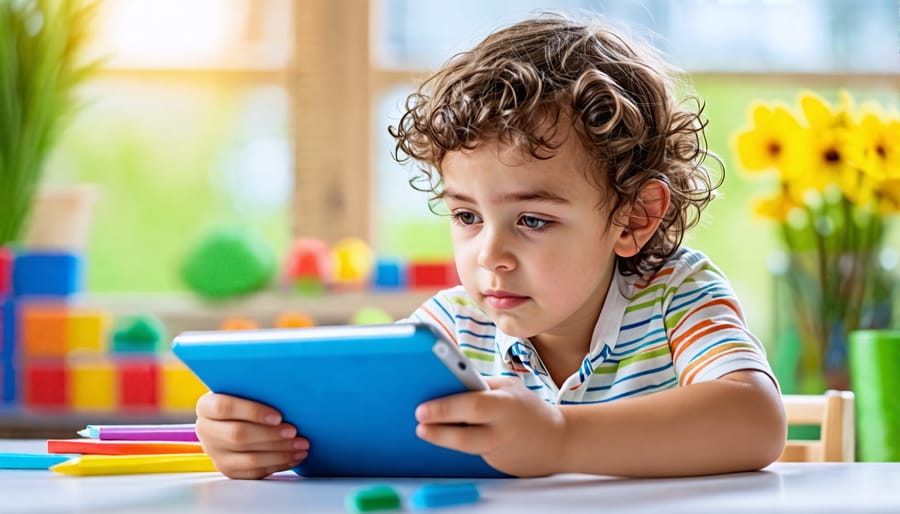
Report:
21,303,68,358
160,358,208,412
69,357,117,412
66,310,111,354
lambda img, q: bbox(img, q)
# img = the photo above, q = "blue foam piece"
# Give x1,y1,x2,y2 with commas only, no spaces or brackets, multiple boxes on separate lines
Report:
372,259,406,289
12,252,83,297
0,453,74,470
410,483,480,509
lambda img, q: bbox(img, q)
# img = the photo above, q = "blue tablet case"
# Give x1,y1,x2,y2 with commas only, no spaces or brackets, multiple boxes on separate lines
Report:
172,323,507,478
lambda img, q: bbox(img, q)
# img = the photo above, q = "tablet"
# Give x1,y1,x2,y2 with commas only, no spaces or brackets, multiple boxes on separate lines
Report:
171,323,507,478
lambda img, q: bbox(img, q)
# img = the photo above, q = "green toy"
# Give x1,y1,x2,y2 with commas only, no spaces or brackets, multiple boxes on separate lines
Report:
350,307,393,325
111,314,165,353
180,226,276,299
344,485,401,513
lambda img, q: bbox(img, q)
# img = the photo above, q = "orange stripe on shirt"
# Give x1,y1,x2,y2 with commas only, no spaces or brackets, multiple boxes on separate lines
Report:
670,320,745,362
681,344,758,385
634,266,675,290
671,297,743,335
420,305,458,345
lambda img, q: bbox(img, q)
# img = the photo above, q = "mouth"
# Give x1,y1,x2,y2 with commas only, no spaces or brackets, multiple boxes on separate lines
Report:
483,289,529,310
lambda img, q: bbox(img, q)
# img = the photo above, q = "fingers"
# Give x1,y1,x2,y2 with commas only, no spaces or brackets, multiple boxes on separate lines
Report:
416,390,501,425
416,423,495,454
215,450,308,480
197,392,282,425
194,393,311,480
197,417,296,449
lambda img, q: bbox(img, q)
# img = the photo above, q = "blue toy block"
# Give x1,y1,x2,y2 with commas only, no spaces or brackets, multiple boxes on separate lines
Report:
1,297,18,405
410,483,480,509
372,259,406,290
0,361,15,406
12,252,83,297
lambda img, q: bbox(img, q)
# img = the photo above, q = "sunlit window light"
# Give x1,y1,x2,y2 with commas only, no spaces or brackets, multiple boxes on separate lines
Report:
94,0,245,68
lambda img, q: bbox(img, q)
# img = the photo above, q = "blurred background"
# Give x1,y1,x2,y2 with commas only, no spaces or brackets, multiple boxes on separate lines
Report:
2,0,899,435
42,0,897,336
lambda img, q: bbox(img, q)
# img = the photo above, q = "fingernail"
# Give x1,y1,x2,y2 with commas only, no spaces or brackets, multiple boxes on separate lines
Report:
264,414,280,426
415,405,428,420
280,427,296,438
293,439,309,450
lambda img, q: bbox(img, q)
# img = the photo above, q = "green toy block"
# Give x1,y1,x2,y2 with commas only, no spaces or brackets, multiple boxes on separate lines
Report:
344,485,401,513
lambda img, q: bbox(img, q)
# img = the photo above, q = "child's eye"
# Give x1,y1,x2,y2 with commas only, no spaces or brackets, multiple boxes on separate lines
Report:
519,215,550,230
451,210,481,226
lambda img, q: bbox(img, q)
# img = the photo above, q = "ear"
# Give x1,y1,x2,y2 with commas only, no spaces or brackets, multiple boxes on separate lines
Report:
614,179,671,258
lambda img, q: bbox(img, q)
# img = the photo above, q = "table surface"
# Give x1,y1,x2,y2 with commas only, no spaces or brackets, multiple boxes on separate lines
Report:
2,439,899,513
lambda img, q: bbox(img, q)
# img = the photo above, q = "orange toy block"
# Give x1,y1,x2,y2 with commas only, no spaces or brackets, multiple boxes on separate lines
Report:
21,304,68,358
160,358,209,412
220,317,259,331
70,356,116,412
66,309,111,354
24,360,68,410
117,358,159,412
274,312,315,328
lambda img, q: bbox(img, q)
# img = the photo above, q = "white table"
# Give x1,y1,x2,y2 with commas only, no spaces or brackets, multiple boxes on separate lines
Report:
1,439,898,513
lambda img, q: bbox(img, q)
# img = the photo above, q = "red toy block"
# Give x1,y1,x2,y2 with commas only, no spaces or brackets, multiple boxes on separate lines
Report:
284,238,331,281
118,358,159,412
408,261,460,289
0,248,12,296
21,303,68,358
24,360,68,410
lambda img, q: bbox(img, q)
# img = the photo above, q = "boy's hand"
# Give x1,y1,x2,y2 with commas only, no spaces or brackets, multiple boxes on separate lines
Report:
414,377,566,477
194,393,310,479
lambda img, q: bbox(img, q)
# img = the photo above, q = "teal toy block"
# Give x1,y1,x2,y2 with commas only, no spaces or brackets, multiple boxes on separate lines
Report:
12,251,83,297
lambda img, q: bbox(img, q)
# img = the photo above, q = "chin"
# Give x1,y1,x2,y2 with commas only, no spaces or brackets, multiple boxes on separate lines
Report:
492,317,539,340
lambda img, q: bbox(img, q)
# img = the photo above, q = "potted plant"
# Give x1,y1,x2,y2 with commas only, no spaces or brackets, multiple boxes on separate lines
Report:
0,0,99,246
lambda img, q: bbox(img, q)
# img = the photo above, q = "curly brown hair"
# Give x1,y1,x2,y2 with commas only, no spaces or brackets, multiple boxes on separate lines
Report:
389,12,722,276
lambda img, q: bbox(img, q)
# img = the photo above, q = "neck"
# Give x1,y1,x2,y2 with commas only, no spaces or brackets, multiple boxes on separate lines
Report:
529,271,613,388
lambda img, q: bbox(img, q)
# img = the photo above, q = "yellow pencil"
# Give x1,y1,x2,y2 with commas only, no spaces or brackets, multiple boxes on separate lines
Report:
50,453,217,476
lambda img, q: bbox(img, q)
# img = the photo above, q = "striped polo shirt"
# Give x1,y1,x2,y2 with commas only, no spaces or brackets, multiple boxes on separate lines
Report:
401,247,775,405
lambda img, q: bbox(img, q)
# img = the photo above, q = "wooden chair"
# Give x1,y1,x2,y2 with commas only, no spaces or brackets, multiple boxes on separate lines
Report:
779,390,855,462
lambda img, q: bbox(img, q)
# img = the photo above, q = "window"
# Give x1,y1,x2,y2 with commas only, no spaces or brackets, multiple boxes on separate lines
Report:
45,0,294,292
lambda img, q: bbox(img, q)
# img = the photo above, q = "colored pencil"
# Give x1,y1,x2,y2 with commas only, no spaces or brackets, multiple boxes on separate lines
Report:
50,453,217,476
48,439,204,456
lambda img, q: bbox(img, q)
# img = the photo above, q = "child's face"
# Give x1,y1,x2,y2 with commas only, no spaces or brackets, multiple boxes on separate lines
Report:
441,132,628,342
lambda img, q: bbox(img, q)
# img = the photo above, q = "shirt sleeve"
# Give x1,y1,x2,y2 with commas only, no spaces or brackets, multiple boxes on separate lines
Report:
663,253,777,388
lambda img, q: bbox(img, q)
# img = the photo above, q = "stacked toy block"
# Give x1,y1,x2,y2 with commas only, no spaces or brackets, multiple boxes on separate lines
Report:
284,238,459,293
0,248,207,415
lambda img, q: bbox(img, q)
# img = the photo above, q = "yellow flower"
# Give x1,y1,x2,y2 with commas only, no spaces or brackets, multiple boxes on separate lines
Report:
752,190,800,222
795,91,860,201
733,103,804,177
876,177,900,214
856,108,900,181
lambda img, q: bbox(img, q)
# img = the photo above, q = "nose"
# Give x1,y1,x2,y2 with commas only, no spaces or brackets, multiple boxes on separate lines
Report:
476,228,516,272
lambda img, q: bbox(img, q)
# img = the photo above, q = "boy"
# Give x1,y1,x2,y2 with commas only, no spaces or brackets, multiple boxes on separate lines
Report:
195,13,785,480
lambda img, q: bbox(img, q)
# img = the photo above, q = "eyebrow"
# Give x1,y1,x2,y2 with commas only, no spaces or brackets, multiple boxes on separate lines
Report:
442,189,570,205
